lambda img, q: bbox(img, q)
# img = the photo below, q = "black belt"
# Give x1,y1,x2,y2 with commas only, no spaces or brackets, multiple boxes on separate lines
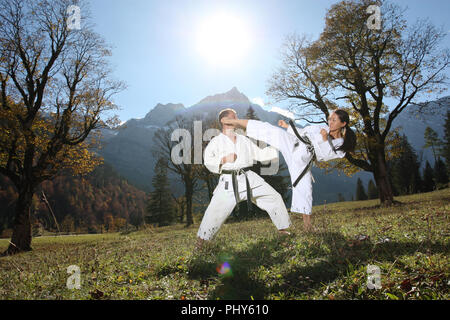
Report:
221,167,254,216
289,120,316,188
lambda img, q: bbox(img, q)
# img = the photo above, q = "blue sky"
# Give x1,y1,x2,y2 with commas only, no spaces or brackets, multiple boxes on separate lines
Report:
88,0,450,123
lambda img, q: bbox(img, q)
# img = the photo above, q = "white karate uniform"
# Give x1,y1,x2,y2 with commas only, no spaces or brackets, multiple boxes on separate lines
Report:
246,120,346,215
197,132,292,241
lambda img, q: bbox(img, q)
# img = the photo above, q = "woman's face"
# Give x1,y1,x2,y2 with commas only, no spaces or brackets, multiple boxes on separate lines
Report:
328,112,347,132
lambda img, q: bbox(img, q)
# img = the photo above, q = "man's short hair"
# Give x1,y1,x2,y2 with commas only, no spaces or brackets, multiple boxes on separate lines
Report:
218,108,237,128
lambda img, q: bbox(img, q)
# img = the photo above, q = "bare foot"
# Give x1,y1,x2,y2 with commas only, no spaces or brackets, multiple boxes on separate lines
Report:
278,229,292,236
304,225,318,233
195,238,206,251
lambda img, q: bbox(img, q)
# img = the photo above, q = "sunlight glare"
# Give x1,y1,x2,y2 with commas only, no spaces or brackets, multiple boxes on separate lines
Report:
195,12,251,66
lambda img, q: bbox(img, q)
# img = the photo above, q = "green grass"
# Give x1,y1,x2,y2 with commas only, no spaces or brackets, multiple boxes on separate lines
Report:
1,188,449,300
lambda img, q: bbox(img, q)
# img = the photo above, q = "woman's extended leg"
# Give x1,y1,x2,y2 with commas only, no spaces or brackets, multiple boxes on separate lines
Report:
245,120,300,168
221,118,302,169
302,214,313,232
290,168,314,232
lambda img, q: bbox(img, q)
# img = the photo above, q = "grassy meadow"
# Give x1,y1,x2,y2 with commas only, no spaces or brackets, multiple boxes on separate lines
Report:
0,188,449,300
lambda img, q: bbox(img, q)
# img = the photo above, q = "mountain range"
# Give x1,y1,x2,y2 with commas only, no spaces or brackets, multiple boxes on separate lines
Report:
97,88,449,205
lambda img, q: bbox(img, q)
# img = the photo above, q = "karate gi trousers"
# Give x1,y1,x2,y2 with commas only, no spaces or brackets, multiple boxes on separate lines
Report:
197,169,291,241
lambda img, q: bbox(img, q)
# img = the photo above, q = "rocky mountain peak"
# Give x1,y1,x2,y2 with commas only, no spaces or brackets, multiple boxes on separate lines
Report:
144,103,185,120
196,87,250,105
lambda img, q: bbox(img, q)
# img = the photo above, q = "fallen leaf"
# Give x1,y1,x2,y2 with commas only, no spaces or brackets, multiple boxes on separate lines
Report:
412,275,424,282
90,288,104,300
405,287,417,297
400,279,412,292
355,234,370,241
430,274,444,283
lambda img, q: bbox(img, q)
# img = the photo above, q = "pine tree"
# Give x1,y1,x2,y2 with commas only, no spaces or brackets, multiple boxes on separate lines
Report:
367,180,379,199
422,161,435,192
129,209,144,229
246,106,260,120
413,168,424,194
355,178,368,201
433,157,449,189
146,158,176,227
337,193,346,202
390,134,422,195
423,127,444,163
443,111,450,178
386,160,399,196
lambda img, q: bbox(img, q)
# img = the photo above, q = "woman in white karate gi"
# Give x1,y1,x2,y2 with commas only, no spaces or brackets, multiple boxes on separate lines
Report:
222,109,357,232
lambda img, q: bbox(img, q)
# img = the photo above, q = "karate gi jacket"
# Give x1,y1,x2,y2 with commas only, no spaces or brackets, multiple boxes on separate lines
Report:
203,132,279,195
287,124,346,162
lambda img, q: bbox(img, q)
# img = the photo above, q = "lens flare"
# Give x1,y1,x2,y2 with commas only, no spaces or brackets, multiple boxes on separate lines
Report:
216,261,232,276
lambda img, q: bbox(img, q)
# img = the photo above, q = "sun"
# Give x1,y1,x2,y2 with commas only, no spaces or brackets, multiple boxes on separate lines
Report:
195,12,251,66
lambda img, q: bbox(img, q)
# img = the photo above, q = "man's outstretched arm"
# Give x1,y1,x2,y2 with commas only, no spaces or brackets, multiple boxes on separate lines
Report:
221,118,248,129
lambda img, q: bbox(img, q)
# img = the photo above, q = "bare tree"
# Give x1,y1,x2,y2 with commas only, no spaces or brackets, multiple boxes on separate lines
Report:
153,116,202,226
197,117,219,200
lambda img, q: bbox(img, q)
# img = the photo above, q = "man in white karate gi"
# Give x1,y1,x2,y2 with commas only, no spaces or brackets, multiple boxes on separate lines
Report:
196,108,292,249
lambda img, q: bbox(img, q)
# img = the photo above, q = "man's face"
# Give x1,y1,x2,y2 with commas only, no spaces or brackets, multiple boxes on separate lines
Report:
222,112,237,128
225,112,237,121
220,111,237,135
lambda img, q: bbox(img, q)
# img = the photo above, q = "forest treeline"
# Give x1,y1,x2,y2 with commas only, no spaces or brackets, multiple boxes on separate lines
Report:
352,119,449,202
0,163,148,237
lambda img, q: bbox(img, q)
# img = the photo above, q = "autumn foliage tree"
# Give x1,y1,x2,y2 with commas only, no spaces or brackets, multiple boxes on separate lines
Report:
0,0,124,255
267,0,450,206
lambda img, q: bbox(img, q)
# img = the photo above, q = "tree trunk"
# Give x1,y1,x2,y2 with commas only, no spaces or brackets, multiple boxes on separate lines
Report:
373,148,396,207
182,173,195,227
3,183,35,255
179,203,185,223
185,184,194,226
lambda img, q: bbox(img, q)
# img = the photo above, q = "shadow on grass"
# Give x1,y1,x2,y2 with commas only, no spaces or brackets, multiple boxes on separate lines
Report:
185,236,293,299
158,231,448,300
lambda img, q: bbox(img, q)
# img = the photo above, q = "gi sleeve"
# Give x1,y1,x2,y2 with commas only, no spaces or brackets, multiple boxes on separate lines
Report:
248,138,278,162
203,138,222,174
316,138,346,161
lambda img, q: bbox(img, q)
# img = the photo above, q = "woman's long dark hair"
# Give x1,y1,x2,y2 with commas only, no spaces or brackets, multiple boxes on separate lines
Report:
334,109,357,154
